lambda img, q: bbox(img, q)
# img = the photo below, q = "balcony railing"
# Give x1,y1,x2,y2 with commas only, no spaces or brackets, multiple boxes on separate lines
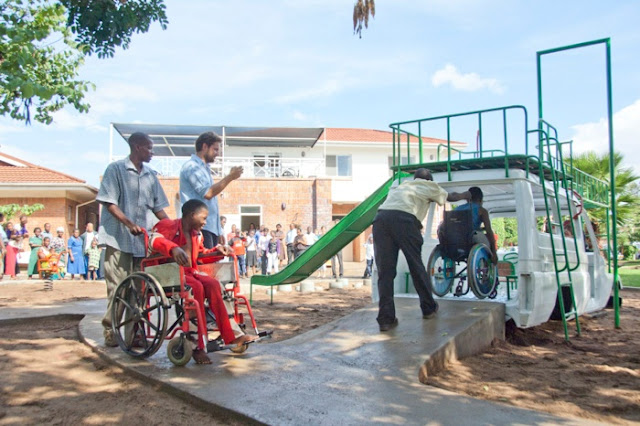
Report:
138,156,326,178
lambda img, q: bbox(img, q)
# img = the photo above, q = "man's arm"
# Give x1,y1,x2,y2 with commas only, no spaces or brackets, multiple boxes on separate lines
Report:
446,190,471,202
479,207,498,263
202,166,243,200
154,209,169,220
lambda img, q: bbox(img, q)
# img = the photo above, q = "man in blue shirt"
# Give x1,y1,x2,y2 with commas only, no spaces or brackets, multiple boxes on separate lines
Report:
179,132,243,249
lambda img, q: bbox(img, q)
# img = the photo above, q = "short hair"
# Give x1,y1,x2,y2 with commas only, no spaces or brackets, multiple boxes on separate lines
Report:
469,186,483,202
220,215,226,221
182,199,208,217
414,168,433,181
128,132,151,147
195,131,222,152
33,227,41,233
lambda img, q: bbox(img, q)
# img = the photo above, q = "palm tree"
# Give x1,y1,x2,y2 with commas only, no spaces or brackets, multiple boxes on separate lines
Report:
570,151,639,227
353,0,375,38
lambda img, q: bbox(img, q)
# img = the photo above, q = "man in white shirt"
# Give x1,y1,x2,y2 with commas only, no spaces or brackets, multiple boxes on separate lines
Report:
285,223,297,264
373,168,470,332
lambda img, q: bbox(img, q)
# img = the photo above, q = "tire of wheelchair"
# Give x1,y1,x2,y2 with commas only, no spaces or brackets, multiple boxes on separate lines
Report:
167,334,193,366
467,244,498,299
427,245,456,297
111,272,169,358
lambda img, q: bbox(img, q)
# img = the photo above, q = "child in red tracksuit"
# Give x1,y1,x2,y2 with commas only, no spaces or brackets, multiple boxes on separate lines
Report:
150,199,256,364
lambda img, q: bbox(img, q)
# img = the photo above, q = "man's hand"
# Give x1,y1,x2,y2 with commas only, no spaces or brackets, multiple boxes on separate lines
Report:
127,223,144,236
170,247,190,267
228,166,243,180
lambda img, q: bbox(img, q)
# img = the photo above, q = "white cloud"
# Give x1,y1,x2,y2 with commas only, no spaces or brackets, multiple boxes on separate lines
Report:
571,99,640,172
432,64,505,94
50,82,159,132
274,79,346,105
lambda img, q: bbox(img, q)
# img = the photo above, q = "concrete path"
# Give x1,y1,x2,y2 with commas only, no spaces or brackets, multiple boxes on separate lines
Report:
0,293,600,425
67,297,595,425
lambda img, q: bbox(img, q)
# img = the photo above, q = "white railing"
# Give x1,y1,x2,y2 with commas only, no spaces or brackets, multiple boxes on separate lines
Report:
124,156,326,178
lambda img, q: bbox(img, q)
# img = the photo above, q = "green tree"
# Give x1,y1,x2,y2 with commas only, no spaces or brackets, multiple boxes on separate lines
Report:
0,203,45,221
570,151,640,227
0,0,167,124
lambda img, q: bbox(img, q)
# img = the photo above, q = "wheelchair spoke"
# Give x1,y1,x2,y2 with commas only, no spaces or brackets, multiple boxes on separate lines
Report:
142,316,160,333
114,316,135,329
141,303,161,316
115,295,135,313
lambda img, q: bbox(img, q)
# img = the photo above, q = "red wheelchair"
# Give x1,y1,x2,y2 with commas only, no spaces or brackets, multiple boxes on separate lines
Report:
110,247,271,366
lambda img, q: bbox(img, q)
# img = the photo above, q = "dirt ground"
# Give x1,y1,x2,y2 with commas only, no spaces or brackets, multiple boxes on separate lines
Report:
1,278,638,424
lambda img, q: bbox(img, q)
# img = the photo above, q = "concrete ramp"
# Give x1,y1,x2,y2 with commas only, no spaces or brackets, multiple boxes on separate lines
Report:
77,298,587,425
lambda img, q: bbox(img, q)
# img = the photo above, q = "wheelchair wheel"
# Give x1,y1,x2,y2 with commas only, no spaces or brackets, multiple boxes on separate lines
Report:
427,245,456,297
111,272,169,358
167,334,193,366
468,244,498,299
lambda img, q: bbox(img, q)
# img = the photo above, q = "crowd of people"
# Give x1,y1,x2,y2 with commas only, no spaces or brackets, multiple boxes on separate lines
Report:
0,213,102,281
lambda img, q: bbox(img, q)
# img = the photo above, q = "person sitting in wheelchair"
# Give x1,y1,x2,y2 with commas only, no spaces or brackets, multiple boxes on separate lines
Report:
454,186,498,264
150,199,257,364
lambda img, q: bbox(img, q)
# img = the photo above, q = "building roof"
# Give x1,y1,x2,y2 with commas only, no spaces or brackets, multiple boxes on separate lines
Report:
319,127,466,146
112,123,325,156
0,152,88,184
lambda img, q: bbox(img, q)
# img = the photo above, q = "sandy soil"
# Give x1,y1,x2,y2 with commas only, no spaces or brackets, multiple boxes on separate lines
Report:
426,290,640,425
1,278,638,424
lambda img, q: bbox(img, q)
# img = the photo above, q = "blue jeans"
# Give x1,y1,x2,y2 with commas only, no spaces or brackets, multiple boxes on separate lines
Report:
237,254,246,275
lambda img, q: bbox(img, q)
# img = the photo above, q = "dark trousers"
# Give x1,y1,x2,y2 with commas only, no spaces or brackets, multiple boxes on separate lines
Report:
372,209,437,325
331,251,343,277
363,258,374,278
202,230,218,250
261,252,268,275
287,244,295,264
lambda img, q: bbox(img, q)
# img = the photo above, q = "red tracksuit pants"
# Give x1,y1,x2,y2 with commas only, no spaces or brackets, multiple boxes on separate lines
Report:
185,272,236,345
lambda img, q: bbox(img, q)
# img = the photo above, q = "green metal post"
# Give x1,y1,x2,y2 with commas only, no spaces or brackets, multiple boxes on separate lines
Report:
503,109,509,177
418,122,423,163
477,113,483,157
446,117,452,181
606,40,620,327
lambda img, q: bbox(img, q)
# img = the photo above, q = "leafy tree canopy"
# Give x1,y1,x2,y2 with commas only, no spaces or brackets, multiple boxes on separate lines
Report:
0,203,45,222
0,0,167,125
60,0,168,58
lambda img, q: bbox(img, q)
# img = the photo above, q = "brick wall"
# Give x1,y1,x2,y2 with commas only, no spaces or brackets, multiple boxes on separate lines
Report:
156,177,376,261
158,177,333,230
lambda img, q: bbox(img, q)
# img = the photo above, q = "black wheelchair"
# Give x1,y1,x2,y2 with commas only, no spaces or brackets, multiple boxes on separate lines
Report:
427,208,498,299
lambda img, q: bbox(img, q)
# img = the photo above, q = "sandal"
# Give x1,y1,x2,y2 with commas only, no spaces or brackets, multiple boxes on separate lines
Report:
230,334,258,348
193,349,212,364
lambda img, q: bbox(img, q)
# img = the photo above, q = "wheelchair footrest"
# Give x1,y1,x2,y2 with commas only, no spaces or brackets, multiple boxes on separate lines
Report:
206,337,225,353
258,330,273,338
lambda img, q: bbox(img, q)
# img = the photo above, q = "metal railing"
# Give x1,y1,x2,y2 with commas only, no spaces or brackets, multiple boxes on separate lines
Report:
119,156,326,178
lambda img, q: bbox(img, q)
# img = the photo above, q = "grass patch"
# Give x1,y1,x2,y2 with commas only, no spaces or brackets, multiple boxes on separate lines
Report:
619,260,640,288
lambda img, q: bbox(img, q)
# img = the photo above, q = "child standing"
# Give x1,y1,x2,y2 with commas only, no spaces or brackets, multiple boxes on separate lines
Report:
86,238,101,280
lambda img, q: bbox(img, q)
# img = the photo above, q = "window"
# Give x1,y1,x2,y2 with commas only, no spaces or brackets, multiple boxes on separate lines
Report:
326,155,352,177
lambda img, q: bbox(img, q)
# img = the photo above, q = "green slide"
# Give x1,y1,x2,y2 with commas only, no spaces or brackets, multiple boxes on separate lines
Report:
250,175,403,300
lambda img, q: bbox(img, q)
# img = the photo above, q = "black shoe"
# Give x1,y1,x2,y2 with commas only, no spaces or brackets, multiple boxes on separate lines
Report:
422,303,439,319
379,318,399,332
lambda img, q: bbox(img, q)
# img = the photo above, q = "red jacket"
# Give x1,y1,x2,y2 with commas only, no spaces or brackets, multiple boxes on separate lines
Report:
150,218,217,273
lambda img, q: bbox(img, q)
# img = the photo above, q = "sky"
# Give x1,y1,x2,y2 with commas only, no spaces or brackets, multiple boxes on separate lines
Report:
1,0,639,187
